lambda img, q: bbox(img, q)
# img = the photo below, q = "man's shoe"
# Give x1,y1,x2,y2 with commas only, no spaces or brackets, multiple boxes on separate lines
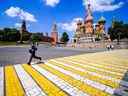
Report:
27,63,31,65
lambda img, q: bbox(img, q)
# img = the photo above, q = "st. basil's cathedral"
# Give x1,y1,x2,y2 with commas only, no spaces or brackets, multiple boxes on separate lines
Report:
74,2,109,44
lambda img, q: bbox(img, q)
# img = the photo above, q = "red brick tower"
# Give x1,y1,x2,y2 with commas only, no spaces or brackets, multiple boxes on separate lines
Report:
51,23,58,45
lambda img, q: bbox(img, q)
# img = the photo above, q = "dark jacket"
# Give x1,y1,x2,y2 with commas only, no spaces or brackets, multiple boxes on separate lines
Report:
29,45,37,54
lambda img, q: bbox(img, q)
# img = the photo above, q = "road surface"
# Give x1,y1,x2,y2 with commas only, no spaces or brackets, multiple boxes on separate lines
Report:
0,45,106,66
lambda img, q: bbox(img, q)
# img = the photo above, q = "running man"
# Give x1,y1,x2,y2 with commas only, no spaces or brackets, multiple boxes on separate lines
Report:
27,43,42,65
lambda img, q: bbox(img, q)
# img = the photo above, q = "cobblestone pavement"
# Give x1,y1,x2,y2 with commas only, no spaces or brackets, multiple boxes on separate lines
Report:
0,49,128,96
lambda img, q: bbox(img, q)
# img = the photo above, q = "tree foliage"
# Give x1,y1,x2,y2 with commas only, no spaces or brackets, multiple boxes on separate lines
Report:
22,32,31,41
60,32,69,44
31,33,42,43
0,28,20,41
0,27,32,42
108,21,128,40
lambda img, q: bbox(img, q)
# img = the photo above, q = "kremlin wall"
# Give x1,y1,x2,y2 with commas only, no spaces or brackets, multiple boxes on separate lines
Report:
19,20,58,46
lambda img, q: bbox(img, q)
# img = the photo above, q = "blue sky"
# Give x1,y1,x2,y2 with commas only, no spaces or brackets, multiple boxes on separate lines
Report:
0,0,128,38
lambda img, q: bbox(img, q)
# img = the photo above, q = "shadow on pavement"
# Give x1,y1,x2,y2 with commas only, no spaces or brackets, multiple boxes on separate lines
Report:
0,59,45,67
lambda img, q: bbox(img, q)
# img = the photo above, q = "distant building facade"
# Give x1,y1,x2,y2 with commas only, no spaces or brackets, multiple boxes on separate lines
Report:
95,16,106,40
74,2,107,43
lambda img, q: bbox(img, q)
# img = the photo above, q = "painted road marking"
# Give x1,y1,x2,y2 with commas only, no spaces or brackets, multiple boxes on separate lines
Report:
14,64,46,96
67,58,124,77
46,62,114,95
71,54,128,69
62,58,128,87
40,64,110,96
22,64,68,96
68,57,126,73
60,58,123,80
49,60,119,88
0,67,4,96
5,65,25,96
32,64,89,96
0,50,128,95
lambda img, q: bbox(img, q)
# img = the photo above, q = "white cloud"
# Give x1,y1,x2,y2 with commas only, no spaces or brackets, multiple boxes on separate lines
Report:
58,18,83,32
15,23,21,28
83,0,124,12
43,0,60,7
5,6,37,22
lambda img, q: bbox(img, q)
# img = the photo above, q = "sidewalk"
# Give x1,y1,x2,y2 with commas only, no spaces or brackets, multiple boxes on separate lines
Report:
0,45,29,48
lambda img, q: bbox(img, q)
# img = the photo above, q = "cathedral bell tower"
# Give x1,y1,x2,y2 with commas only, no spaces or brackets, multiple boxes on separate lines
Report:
74,0,95,43
84,3,94,36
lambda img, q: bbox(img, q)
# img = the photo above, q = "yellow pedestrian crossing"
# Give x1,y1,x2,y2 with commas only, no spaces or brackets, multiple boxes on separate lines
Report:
5,66,25,96
69,58,126,73
48,60,119,88
60,57,124,79
71,56,128,69
39,64,110,96
1,49,128,96
71,52,128,68
22,64,68,96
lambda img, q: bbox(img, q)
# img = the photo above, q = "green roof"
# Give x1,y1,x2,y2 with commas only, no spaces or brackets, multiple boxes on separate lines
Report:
98,16,106,23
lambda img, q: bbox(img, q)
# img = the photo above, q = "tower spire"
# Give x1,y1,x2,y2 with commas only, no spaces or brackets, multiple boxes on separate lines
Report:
84,0,94,35
21,20,27,32
87,0,92,16
52,22,57,32
85,0,93,22
87,3,92,16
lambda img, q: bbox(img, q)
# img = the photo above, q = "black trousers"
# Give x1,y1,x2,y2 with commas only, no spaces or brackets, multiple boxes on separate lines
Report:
28,54,41,64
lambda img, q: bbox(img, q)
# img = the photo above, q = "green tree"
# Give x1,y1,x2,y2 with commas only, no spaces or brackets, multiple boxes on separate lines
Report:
31,34,41,43
22,32,31,41
0,29,4,40
60,32,69,44
108,20,128,41
1,28,20,41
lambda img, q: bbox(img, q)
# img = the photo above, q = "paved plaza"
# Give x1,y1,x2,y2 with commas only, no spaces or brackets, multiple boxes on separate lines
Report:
0,49,128,96
0,45,106,66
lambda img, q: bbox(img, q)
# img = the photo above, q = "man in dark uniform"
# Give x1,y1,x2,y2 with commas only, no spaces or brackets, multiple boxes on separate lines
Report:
27,43,42,65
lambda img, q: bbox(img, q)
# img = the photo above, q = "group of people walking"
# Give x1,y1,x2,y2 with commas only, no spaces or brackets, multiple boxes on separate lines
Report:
106,44,114,51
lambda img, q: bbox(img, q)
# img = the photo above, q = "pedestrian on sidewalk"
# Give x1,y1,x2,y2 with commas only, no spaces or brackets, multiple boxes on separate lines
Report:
27,43,42,65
